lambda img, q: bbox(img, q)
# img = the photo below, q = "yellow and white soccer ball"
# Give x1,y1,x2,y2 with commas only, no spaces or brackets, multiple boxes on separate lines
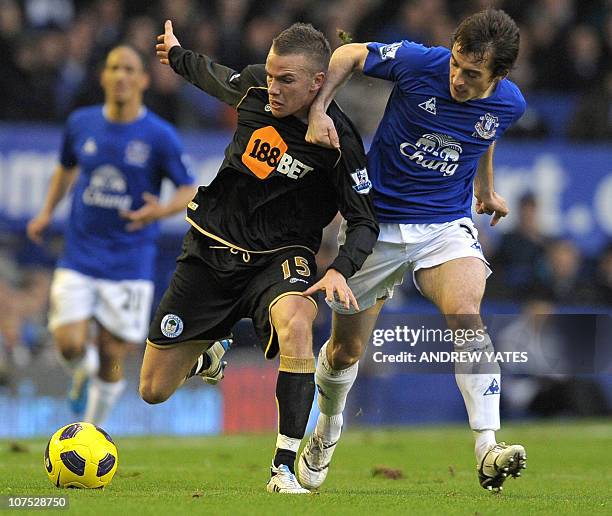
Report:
44,422,118,488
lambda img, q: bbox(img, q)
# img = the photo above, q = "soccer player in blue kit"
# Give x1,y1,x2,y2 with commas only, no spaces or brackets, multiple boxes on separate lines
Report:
298,9,528,491
27,45,197,426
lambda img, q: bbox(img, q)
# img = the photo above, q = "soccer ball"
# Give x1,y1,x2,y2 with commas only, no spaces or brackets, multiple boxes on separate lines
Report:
44,422,118,488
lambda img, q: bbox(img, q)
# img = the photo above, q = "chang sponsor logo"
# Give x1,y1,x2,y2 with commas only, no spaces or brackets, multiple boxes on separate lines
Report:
82,165,132,210
399,133,463,177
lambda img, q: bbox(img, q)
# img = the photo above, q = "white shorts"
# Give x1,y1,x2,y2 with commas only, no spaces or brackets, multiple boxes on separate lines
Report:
48,268,155,343
330,217,491,314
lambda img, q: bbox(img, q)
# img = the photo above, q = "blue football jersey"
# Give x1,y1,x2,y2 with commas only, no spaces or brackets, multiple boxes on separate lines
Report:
57,106,194,280
363,41,526,223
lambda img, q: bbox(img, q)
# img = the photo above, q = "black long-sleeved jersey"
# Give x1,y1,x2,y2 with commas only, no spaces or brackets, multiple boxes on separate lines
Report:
169,46,379,278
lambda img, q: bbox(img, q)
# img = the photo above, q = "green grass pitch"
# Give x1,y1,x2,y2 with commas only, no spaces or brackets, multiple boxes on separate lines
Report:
1,420,611,515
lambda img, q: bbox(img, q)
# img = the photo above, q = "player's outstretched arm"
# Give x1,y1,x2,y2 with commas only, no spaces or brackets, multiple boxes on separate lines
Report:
120,185,197,232
27,165,77,245
474,142,509,226
155,20,246,107
306,43,369,149
302,269,359,311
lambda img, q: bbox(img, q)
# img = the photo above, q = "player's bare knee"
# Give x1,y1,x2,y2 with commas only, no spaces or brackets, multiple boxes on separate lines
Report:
140,389,169,405
54,336,84,361
139,379,170,405
53,324,88,359
276,315,313,356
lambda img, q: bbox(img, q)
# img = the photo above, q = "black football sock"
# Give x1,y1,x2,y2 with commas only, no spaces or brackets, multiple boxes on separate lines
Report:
272,356,315,474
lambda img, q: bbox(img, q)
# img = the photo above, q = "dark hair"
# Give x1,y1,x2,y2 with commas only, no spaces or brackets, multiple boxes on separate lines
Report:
451,9,519,78
272,23,331,72
107,44,149,72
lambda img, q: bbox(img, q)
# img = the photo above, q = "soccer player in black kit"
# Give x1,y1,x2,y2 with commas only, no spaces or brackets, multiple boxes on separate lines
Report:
139,21,379,493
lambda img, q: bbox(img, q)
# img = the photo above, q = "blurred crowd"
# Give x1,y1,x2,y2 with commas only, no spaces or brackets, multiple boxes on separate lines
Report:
0,0,611,138
487,193,612,306
0,251,52,387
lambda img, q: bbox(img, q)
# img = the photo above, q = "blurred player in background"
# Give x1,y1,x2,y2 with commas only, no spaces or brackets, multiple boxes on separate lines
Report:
139,21,378,494
27,45,196,426
300,9,528,492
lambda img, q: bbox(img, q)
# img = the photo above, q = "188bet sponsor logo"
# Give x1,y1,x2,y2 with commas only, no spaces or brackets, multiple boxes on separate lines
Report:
242,126,313,180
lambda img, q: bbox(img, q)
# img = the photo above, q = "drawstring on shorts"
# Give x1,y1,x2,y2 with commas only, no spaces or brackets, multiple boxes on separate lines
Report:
210,245,251,262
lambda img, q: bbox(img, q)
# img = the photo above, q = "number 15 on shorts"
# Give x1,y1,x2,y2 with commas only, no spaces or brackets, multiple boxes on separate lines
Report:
282,257,311,280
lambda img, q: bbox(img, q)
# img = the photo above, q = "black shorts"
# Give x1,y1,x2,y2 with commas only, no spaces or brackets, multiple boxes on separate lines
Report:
147,228,318,359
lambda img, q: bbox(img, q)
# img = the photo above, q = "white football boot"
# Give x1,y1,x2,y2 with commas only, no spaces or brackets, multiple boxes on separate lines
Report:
478,442,527,491
196,339,231,385
266,464,310,494
297,432,338,490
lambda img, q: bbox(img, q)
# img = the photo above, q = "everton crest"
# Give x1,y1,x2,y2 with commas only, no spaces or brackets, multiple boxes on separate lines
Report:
473,113,499,140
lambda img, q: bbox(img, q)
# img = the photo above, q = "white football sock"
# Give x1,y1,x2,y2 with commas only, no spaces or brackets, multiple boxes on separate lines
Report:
473,429,497,464
455,333,501,432
56,344,99,377
314,341,358,441
316,414,343,443
84,376,126,426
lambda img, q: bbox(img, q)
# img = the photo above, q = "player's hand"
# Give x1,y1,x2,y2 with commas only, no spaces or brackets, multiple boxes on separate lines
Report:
156,19,181,65
302,269,359,310
120,192,164,231
475,191,509,226
306,109,340,150
26,213,51,245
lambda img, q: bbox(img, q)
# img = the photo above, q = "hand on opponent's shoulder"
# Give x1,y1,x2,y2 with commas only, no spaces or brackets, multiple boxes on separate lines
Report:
306,108,340,150
305,43,368,150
